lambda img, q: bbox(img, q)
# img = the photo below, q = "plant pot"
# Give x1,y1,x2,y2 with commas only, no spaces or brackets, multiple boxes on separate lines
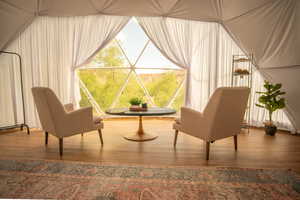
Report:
264,125,277,136
129,105,140,111
142,103,148,109
129,105,147,111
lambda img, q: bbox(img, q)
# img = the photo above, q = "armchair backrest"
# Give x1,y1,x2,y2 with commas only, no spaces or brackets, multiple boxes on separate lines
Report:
31,87,66,133
203,87,250,141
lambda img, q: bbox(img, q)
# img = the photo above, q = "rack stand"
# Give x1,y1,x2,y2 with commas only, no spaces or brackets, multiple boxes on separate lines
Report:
0,51,30,134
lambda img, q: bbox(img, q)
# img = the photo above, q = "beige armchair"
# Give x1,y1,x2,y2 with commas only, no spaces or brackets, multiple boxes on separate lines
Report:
173,87,250,160
31,87,104,156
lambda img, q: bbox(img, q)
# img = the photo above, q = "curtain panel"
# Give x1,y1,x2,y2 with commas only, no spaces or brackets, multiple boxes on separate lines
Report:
138,17,294,131
0,55,16,127
2,15,130,127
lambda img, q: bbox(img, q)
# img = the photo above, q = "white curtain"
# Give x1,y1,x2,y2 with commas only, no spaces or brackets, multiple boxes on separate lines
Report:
138,17,294,131
138,17,219,110
1,15,130,127
0,54,17,127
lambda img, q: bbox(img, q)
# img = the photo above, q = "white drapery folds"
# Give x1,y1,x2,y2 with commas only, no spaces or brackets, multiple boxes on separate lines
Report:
138,17,294,131
2,15,130,127
138,17,219,110
0,54,18,127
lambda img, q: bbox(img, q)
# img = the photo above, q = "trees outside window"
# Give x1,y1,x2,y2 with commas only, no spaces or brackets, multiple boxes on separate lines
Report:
78,18,185,115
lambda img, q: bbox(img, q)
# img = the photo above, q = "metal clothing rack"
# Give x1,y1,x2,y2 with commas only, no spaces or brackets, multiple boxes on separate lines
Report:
0,51,30,134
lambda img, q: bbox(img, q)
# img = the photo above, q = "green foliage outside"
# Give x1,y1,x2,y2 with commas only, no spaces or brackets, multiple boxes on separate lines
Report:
115,75,145,108
172,86,185,110
79,69,128,109
147,72,182,107
78,40,185,113
256,80,286,124
91,40,127,67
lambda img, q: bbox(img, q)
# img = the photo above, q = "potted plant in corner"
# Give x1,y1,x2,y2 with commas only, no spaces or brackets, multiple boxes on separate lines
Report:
256,81,286,136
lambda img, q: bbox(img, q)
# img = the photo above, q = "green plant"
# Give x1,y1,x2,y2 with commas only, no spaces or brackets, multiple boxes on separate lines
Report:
256,81,286,125
129,97,142,106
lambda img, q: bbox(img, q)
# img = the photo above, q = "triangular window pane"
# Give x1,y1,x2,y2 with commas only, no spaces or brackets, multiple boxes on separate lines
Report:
116,18,149,65
79,88,92,108
114,73,147,108
86,39,130,68
78,17,186,113
78,69,130,111
135,41,181,69
136,69,185,107
170,85,185,111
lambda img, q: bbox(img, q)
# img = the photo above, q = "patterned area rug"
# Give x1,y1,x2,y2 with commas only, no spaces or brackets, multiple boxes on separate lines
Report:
0,159,299,200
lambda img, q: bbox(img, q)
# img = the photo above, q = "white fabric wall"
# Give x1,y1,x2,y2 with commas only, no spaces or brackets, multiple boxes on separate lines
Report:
1,15,129,127
138,17,293,131
0,55,17,127
0,12,297,131
250,69,293,130
1,0,299,131
223,0,300,131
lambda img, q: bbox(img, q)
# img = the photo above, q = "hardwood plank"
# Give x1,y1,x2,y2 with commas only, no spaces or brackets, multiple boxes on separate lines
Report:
0,119,300,173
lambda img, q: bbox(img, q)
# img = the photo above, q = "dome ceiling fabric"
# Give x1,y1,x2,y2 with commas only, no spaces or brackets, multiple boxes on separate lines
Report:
0,0,299,130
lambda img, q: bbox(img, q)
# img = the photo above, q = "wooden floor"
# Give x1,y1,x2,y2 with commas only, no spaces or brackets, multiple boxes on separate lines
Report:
1,118,300,173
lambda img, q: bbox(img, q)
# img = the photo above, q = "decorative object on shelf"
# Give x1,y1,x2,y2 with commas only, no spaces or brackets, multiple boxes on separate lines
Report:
255,81,286,136
233,68,250,78
231,54,253,133
0,51,30,134
234,58,250,63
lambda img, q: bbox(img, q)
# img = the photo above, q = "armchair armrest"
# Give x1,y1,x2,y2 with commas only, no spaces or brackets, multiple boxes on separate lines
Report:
61,106,94,135
179,107,209,140
64,103,74,112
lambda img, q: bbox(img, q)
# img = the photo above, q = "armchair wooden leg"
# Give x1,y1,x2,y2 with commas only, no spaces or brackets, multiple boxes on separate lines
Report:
81,133,83,137
174,130,179,147
98,129,103,145
234,135,238,151
45,132,48,145
206,142,210,160
59,138,63,156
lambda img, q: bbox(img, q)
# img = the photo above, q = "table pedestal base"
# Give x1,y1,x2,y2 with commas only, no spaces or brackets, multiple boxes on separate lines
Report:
123,115,158,142
123,132,158,142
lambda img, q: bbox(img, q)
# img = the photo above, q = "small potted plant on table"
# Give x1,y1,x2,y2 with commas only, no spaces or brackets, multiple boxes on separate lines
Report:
129,97,143,111
256,81,286,136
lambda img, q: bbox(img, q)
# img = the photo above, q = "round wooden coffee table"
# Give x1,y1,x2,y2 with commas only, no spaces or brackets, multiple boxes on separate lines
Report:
106,107,176,142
